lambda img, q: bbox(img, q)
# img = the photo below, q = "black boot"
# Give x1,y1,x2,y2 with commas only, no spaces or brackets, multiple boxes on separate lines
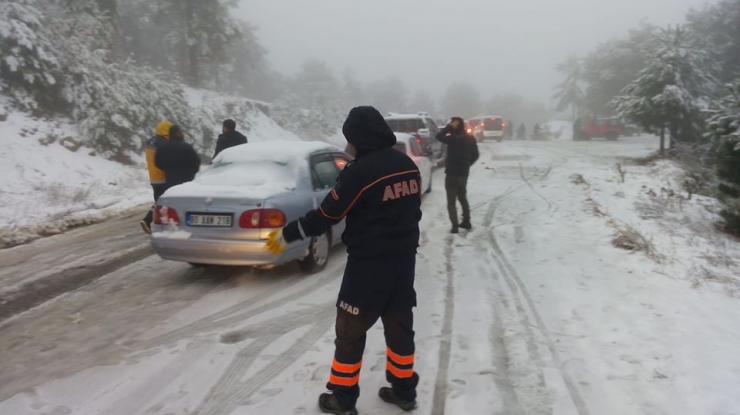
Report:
379,387,417,411
450,225,459,234
318,393,358,415
459,221,472,230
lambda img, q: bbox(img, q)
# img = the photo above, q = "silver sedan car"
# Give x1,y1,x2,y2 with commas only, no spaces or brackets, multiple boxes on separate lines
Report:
150,141,350,273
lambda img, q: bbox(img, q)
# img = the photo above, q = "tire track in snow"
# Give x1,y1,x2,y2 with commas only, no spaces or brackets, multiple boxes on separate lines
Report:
196,305,334,415
431,235,456,415
484,196,591,415
141,261,344,348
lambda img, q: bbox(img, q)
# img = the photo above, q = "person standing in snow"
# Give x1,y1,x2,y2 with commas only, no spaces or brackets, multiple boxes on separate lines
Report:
436,116,479,234
154,125,201,189
212,119,247,161
266,106,422,415
140,120,172,235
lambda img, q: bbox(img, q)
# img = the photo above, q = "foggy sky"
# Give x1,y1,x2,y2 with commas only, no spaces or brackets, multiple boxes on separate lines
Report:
237,0,716,104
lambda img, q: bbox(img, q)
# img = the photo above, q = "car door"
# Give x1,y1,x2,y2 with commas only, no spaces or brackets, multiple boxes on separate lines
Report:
309,152,351,244
408,137,431,191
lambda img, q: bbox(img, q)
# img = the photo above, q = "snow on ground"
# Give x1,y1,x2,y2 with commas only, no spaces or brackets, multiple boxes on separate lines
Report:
0,108,151,248
1,136,740,414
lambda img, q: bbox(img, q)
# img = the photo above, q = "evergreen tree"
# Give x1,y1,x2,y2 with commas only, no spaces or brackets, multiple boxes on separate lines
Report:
0,0,62,113
686,0,740,84
582,23,656,117
612,27,718,154
707,80,740,231
553,55,584,121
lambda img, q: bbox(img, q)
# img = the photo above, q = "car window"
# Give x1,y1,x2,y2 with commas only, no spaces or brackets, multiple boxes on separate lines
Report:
311,156,340,190
393,143,407,154
484,118,503,130
425,118,438,130
409,139,424,157
385,118,426,133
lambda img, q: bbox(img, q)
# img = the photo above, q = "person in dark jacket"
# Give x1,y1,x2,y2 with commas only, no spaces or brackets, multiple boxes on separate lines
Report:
212,119,247,160
436,116,479,233
154,125,201,189
266,106,423,415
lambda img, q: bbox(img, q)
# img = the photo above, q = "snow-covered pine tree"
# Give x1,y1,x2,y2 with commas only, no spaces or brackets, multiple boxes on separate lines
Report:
0,0,62,113
612,27,718,154
707,80,740,231
553,55,584,121
47,0,192,161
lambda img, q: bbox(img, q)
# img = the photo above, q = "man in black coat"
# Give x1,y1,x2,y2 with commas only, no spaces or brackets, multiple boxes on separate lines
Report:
154,125,201,189
212,119,247,160
436,116,479,233
267,106,423,415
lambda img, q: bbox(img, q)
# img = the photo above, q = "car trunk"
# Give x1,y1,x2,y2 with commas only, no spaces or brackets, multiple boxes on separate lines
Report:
158,195,267,241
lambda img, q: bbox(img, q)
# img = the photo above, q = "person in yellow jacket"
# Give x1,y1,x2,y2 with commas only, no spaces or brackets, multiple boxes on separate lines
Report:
140,120,172,234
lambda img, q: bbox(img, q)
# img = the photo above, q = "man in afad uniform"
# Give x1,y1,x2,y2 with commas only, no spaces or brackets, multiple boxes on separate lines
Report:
267,106,423,415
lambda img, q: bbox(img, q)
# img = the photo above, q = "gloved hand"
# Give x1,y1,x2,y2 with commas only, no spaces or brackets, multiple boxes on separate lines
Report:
266,229,287,255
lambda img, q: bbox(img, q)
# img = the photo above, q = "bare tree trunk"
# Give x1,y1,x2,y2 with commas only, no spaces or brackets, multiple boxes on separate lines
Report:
186,0,199,87
660,126,666,156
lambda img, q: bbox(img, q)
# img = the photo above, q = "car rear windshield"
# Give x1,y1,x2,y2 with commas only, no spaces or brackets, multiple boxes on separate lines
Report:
385,118,426,133
393,143,407,154
484,118,503,130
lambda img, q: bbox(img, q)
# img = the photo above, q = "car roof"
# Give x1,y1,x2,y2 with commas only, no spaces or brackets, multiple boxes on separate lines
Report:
214,140,339,165
385,113,431,120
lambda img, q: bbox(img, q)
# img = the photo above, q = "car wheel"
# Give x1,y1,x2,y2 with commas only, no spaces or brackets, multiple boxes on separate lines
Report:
496,138,503,143
188,263,209,268
298,232,330,273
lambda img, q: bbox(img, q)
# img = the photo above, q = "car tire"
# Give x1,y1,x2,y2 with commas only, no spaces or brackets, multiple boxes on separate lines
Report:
188,263,209,268
496,138,503,143
298,232,331,273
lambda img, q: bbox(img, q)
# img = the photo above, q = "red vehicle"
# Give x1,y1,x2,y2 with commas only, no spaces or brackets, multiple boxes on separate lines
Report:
574,117,623,141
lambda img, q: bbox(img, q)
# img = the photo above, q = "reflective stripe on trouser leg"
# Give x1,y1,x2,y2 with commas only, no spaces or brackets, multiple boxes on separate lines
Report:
386,348,415,380
328,358,362,388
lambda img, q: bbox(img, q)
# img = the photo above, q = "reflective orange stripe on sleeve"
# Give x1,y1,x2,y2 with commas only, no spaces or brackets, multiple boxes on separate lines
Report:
332,359,362,374
328,373,360,387
386,362,414,378
386,348,414,365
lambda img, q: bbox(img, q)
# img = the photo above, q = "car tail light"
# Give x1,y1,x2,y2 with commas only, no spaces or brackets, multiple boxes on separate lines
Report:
239,209,287,229
466,128,473,134
502,123,506,128
153,205,180,225
416,137,423,144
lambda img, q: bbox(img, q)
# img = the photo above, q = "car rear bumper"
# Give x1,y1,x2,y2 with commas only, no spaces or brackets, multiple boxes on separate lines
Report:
150,234,308,266
483,131,504,138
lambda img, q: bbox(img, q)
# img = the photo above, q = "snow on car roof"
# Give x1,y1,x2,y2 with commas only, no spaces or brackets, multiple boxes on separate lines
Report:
163,141,339,200
213,140,337,165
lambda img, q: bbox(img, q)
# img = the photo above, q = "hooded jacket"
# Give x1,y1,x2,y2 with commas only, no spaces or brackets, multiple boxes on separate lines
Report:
212,130,248,160
154,136,201,188
283,106,422,258
436,118,479,177
145,121,173,184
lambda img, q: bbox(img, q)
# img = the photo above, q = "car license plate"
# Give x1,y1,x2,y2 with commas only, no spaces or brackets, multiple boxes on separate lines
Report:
186,213,233,227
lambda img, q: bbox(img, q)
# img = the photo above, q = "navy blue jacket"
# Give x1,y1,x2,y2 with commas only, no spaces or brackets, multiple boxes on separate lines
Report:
283,107,422,258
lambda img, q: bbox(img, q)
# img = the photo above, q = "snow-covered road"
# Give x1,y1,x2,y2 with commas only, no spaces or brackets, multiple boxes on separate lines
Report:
2,137,740,415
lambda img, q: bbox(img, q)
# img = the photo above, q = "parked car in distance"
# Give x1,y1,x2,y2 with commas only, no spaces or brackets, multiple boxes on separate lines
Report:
575,117,623,141
467,116,506,142
385,112,445,161
149,141,351,273
392,133,433,194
